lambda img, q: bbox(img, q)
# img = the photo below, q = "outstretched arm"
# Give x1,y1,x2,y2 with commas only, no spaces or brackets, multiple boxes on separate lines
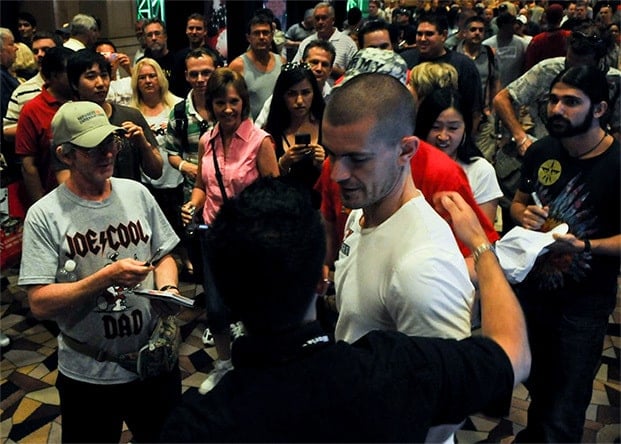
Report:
493,89,532,154
435,191,531,385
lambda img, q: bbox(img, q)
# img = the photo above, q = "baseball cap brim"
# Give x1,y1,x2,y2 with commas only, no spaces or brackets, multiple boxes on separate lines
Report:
68,125,126,148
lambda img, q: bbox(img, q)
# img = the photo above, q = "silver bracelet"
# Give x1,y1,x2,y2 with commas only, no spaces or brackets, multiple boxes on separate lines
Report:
473,243,496,267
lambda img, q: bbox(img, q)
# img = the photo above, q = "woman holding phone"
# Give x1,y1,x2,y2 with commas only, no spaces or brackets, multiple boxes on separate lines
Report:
181,68,279,394
264,62,326,190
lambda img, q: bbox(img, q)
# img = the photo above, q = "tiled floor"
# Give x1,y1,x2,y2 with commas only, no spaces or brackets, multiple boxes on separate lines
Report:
1,265,619,443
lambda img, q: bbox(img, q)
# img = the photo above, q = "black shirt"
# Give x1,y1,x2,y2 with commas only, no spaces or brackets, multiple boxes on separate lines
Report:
160,321,514,442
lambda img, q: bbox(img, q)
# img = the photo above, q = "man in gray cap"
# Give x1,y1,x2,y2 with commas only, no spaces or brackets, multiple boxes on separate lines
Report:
18,101,181,443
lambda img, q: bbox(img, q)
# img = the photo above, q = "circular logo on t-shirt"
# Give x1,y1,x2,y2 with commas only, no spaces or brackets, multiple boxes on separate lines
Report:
538,159,562,186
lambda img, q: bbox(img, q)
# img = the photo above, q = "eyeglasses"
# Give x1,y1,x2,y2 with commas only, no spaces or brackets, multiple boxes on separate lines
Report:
187,69,214,79
281,62,311,72
72,135,124,158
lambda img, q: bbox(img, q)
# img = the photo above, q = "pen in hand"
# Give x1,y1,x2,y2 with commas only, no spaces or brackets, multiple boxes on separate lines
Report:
531,192,543,208
144,247,162,266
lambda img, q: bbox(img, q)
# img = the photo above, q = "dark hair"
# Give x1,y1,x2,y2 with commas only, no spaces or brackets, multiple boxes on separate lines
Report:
94,38,117,52
496,11,516,27
41,46,73,79
358,20,400,48
265,63,325,157
185,46,224,69
206,67,251,121
32,31,63,47
67,49,111,94
207,177,325,333
187,13,205,26
569,21,612,59
550,65,610,115
326,73,416,149
347,6,363,25
143,18,167,34
247,12,273,34
415,87,484,164
18,12,37,27
417,13,450,34
302,39,336,64
463,15,486,29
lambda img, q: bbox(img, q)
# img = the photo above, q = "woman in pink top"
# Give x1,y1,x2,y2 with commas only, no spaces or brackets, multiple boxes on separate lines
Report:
181,68,279,394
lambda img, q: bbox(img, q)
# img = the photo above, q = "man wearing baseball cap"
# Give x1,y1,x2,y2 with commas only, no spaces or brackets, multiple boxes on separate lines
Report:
18,101,182,443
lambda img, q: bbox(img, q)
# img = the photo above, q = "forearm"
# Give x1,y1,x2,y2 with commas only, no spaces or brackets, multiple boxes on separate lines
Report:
21,163,45,204
27,266,118,320
3,124,16,140
476,248,531,385
479,200,499,227
188,186,206,209
583,234,621,256
140,143,163,179
493,89,528,140
153,255,179,289
168,154,183,170
510,190,532,226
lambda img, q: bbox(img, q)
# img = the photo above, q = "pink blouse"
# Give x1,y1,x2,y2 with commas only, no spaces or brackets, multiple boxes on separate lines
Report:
200,118,272,224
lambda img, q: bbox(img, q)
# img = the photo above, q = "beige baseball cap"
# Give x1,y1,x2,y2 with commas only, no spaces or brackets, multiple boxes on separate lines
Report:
52,101,125,148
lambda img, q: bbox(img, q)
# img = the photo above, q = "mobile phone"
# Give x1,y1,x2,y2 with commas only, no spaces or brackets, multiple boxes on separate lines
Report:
295,133,311,145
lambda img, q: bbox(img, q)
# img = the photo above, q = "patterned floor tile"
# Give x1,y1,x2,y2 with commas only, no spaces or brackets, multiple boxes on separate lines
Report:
2,269,619,443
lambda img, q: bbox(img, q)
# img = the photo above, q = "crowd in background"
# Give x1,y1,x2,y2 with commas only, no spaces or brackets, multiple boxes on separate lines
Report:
0,0,620,442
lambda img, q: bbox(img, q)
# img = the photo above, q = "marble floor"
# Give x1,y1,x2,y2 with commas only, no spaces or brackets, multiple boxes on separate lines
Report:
1,265,619,443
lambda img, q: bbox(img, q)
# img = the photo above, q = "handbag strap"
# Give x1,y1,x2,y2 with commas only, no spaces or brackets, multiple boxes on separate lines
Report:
211,130,228,202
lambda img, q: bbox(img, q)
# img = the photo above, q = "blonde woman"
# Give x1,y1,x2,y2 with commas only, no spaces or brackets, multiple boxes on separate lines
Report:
11,42,37,81
407,61,458,108
130,58,185,241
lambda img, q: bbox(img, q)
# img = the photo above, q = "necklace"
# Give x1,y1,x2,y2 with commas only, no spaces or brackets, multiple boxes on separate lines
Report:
576,132,608,158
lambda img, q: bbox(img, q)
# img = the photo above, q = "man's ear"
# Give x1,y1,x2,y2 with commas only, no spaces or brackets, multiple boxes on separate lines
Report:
56,146,73,166
593,100,608,119
399,135,419,165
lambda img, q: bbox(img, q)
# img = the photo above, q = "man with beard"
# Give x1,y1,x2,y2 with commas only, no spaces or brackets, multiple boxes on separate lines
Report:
141,19,173,81
510,65,620,442
493,22,620,155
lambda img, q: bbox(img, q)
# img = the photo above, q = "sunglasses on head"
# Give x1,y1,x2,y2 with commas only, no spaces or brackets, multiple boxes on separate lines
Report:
281,61,312,72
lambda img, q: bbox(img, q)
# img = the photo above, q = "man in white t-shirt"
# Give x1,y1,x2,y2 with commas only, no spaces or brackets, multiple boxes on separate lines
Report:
325,73,476,444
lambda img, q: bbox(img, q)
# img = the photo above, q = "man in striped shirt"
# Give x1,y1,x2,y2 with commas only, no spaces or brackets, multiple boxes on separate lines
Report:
3,32,61,140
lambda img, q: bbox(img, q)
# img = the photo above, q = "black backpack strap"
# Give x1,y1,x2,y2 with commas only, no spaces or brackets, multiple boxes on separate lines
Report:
210,133,228,202
174,99,189,153
483,45,495,108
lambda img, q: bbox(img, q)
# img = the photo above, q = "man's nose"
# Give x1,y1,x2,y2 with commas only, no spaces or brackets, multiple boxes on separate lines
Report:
330,157,350,183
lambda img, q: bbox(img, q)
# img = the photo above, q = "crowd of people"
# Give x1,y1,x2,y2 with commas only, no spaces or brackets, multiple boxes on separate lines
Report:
1,0,619,442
